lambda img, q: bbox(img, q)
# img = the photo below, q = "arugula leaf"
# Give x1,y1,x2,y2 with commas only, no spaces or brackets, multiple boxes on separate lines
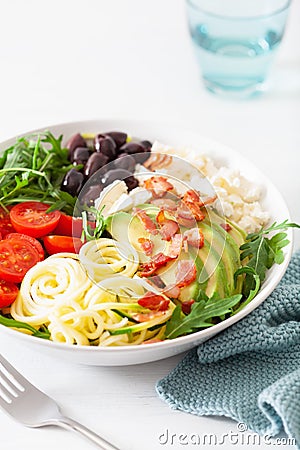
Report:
165,294,242,339
81,206,106,241
240,220,300,296
0,131,76,214
0,314,50,340
233,266,260,314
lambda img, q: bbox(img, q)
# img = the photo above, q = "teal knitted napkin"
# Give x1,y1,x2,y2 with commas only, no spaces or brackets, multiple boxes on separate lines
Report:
156,251,300,448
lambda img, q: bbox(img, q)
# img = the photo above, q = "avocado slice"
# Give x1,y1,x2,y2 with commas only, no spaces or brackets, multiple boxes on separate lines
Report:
106,210,167,263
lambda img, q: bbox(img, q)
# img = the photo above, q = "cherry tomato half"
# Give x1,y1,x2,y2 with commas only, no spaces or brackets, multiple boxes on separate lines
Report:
53,213,84,238
0,207,15,238
0,236,41,283
53,213,96,238
43,235,83,255
5,233,44,261
10,202,61,238
0,280,19,308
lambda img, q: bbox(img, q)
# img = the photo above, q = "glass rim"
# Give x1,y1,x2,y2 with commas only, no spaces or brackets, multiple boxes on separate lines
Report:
186,0,292,21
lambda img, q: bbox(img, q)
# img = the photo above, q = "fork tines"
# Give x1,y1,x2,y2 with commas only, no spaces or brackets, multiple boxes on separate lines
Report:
0,355,25,405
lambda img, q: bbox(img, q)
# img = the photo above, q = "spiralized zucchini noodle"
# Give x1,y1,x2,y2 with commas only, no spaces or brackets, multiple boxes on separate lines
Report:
79,238,139,282
11,248,174,346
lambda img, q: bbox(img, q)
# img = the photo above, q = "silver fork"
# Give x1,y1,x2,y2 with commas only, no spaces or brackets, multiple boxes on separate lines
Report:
0,354,119,450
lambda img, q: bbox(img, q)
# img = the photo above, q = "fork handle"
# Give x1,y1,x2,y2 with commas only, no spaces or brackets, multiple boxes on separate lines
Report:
53,416,120,450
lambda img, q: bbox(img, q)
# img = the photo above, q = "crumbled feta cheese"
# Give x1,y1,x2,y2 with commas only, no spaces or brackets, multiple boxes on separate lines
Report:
152,141,270,233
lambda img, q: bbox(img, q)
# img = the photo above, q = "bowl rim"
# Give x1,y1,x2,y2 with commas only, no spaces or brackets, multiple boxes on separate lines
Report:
0,118,293,353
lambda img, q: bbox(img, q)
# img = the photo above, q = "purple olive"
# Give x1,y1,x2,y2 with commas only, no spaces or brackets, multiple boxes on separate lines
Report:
72,147,90,166
119,142,145,155
140,140,152,150
125,176,139,191
94,134,117,160
80,185,103,207
84,152,109,178
101,169,138,191
114,153,136,173
101,169,133,188
105,131,127,148
61,169,84,197
66,133,87,158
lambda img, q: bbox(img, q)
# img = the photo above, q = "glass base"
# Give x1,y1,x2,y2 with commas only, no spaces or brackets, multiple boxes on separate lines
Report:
203,77,268,99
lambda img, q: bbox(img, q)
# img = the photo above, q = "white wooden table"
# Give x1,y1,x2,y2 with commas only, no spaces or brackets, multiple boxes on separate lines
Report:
0,1,299,449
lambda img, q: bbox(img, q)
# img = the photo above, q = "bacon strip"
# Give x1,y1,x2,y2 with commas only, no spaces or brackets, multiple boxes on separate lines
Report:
133,208,158,235
181,190,206,221
137,292,170,311
144,176,174,198
183,227,204,249
175,201,197,227
139,234,182,277
176,260,197,288
150,198,177,211
156,209,179,241
138,237,154,256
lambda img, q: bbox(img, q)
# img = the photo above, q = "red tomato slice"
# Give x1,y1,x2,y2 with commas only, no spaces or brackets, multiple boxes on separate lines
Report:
43,235,83,255
5,233,44,261
0,237,41,283
0,207,15,238
0,280,19,308
10,202,61,238
53,213,96,238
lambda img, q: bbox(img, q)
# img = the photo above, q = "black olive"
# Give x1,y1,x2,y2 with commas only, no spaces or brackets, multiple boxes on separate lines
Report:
119,142,145,155
80,185,103,207
94,134,117,160
61,169,84,197
133,150,151,164
105,131,127,148
125,176,139,191
66,133,87,159
84,153,109,178
141,140,152,150
101,169,133,188
72,147,90,165
114,153,136,173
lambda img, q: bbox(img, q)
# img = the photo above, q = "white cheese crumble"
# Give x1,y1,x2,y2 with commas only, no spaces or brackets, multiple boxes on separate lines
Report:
95,181,152,217
151,141,270,233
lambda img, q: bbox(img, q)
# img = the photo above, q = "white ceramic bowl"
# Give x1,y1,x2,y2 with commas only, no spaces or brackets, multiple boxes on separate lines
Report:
0,119,293,365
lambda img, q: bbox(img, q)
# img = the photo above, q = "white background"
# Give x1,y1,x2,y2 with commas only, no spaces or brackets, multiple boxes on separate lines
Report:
0,1,299,449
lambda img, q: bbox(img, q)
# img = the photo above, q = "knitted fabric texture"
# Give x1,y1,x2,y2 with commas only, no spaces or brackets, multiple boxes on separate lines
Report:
156,251,300,448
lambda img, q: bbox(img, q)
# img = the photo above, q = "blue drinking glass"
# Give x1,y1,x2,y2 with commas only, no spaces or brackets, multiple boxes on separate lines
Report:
186,0,291,97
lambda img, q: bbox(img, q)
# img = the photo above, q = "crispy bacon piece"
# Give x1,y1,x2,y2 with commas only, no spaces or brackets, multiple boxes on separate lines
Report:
133,208,157,235
133,311,165,322
198,195,217,207
138,237,154,256
138,292,170,311
181,299,195,315
156,209,179,241
183,228,204,249
167,233,183,258
163,284,180,299
181,190,206,221
221,223,232,232
176,260,197,288
139,233,182,277
148,275,166,289
139,252,173,277
144,176,174,198
151,198,177,211
175,201,196,227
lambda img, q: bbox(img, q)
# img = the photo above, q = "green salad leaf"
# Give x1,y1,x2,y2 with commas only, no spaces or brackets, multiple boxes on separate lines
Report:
0,314,50,339
240,220,300,296
0,131,77,214
165,293,242,339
